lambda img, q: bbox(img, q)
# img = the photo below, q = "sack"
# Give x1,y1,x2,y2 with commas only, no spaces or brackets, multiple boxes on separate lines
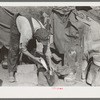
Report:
17,64,36,74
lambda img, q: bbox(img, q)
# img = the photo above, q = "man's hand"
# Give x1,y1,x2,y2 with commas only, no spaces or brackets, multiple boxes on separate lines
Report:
50,64,56,71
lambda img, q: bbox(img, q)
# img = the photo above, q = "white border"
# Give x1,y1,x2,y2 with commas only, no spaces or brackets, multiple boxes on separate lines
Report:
0,87,100,98
0,2,100,98
0,2,100,6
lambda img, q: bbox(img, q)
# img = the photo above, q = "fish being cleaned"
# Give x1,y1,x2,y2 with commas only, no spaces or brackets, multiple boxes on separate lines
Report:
40,57,48,71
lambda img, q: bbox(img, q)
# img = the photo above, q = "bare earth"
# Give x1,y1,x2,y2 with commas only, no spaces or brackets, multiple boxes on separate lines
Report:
0,64,89,87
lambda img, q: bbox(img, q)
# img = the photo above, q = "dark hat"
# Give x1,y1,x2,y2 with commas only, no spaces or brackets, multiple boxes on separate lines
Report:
34,28,51,41
75,6,92,11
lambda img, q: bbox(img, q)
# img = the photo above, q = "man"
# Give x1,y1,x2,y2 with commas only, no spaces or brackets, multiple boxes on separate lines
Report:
8,13,55,86
75,6,100,85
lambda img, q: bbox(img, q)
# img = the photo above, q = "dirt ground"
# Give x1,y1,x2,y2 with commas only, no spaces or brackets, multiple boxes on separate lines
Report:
0,64,89,87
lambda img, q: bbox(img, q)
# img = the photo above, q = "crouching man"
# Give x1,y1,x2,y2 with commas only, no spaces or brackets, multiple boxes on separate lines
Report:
7,13,55,86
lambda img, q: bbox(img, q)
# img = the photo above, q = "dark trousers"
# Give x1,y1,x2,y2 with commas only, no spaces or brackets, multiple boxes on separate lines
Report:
7,16,20,73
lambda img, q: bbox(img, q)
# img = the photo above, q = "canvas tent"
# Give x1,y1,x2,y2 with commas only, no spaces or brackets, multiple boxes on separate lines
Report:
50,7,83,67
0,6,14,49
50,7,81,54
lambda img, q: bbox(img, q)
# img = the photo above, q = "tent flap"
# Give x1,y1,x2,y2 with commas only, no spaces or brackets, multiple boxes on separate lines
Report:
51,7,80,54
0,7,14,48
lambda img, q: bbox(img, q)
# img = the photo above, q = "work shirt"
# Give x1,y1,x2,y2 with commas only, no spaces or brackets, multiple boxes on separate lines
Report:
16,15,45,52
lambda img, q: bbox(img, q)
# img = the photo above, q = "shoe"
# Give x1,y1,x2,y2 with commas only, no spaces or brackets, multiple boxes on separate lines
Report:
1,61,8,69
9,72,15,83
44,71,55,86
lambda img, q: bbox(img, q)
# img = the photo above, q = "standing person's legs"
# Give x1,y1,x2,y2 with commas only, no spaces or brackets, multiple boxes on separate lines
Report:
8,21,20,82
81,54,88,81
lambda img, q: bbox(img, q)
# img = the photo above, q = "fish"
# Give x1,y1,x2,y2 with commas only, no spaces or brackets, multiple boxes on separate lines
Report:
40,57,48,71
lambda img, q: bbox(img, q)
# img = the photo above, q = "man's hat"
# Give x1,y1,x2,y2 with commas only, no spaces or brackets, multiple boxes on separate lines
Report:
34,28,51,41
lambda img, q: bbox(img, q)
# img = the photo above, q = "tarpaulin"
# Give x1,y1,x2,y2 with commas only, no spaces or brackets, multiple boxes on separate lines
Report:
50,7,81,54
0,7,14,49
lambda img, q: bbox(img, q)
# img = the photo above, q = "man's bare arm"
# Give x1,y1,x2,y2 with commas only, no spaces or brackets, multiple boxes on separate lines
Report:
22,48,41,64
44,42,55,72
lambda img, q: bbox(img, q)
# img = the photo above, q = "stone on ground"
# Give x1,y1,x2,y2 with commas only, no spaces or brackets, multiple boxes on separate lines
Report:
15,64,38,86
17,64,36,73
38,72,49,86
